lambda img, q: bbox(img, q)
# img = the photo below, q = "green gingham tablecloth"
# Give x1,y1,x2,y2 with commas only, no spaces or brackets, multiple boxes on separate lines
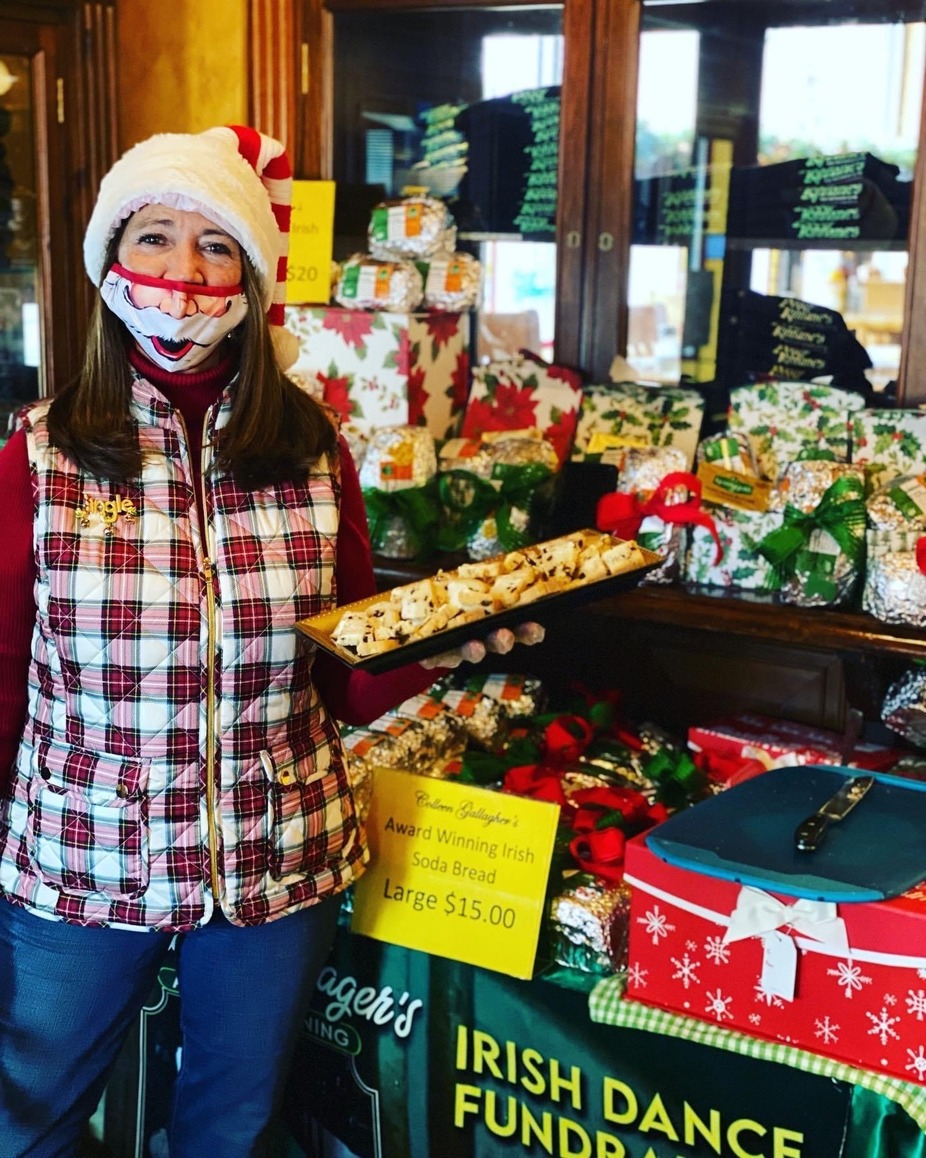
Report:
589,973,926,1135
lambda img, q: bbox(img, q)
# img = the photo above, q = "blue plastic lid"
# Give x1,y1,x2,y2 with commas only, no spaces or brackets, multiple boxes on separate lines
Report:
645,765,926,902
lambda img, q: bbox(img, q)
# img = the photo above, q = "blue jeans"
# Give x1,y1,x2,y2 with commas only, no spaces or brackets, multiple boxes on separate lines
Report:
0,895,342,1157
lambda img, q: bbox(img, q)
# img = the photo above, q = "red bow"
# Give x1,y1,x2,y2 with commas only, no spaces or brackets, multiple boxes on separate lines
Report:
567,785,669,882
569,828,627,882
503,764,567,808
543,715,594,764
917,537,926,575
502,714,595,807
596,471,724,565
501,716,670,883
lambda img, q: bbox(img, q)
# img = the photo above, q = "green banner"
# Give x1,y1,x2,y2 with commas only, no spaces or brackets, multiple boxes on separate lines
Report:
281,928,923,1157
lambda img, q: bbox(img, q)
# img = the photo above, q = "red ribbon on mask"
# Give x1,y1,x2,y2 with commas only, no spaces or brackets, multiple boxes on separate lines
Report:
916,537,926,575
596,471,724,565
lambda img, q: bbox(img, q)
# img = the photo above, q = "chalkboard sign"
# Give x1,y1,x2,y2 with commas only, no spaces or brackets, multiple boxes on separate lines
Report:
453,85,560,239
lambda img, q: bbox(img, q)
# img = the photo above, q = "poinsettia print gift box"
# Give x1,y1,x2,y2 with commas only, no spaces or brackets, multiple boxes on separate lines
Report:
623,834,926,1083
284,306,470,442
460,350,584,468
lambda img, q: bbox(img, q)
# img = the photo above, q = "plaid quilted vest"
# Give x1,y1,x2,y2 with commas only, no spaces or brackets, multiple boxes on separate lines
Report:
0,376,366,930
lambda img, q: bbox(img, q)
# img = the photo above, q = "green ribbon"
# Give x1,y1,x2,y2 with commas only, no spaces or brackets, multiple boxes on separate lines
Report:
641,748,705,809
362,479,441,559
436,462,554,553
757,475,867,600
458,750,515,786
458,735,542,786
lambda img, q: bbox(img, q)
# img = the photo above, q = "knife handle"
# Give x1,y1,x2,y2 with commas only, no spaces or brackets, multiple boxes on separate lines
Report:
795,812,830,852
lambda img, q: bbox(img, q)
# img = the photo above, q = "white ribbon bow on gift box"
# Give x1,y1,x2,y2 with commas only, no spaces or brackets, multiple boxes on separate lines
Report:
722,885,849,1001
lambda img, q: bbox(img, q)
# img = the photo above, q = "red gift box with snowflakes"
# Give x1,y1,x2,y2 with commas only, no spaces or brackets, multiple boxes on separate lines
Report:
687,713,845,785
284,306,470,441
623,833,926,1083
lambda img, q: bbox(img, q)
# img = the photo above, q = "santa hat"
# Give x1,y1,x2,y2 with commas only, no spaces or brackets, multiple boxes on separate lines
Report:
83,124,299,368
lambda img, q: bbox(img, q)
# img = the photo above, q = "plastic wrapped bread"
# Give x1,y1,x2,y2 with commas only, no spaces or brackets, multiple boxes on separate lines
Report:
334,254,423,311
359,427,437,494
439,431,559,560
419,251,482,311
358,427,438,560
368,196,457,261
774,459,866,608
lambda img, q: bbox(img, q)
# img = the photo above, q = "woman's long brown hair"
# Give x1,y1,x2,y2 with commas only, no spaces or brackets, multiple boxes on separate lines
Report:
46,226,337,489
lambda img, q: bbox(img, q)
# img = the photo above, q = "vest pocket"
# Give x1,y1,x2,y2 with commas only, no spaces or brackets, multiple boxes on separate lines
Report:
26,740,150,899
261,744,351,881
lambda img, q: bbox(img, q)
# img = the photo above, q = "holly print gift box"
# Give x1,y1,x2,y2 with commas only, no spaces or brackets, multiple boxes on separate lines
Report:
728,381,866,483
623,766,926,1083
850,408,926,492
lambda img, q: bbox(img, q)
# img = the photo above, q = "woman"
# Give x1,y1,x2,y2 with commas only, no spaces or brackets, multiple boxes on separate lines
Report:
0,125,538,1155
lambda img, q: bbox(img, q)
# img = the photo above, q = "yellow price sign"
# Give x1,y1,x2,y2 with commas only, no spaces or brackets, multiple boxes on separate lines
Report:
351,767,560,979
287,179,335,304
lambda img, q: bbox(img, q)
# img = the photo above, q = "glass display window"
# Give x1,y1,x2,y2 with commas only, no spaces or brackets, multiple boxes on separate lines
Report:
633,0,926,401
330,5,563,364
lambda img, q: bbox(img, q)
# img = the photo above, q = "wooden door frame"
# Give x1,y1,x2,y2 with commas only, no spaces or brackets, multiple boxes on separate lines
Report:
572,0,638,380
0,1,117,392
900,61,926,404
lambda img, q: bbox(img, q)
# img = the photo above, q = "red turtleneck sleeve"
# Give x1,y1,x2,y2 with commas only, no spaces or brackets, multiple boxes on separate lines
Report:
314,440,442,725
0,428,37,782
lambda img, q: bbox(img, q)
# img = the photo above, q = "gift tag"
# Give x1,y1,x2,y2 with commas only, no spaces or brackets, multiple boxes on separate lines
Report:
760,930,797,1001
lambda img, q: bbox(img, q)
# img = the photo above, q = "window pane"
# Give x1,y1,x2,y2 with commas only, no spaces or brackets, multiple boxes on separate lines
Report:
630,29,700,381
633,2,926,399
750,22,925,393
331,7,563,366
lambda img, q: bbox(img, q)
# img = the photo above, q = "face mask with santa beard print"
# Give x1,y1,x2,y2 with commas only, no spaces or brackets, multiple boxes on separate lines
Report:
100,263,249,373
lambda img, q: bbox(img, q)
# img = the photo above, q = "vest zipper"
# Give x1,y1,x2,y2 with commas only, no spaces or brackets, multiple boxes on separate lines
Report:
202,553,221,898
175,407,223,902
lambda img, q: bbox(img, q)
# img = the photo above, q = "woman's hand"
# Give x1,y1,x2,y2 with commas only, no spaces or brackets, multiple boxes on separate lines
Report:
420,622,546,670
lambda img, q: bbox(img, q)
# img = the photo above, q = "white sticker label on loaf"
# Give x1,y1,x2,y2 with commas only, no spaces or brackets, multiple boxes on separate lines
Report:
356,267,381,299
386,205,408,240
425,260,450,295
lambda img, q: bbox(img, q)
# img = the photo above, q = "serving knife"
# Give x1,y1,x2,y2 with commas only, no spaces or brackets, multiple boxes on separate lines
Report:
794,775,875,853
